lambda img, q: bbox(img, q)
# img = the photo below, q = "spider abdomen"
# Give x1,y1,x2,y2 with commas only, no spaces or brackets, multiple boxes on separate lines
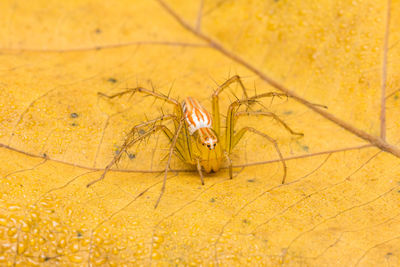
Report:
182,97,218,150
182,97,212,134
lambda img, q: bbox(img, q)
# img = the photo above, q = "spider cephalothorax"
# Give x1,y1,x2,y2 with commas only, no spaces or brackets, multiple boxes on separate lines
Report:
87,75,303,207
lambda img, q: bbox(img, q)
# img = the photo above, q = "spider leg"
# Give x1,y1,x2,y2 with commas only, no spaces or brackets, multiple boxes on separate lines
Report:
225,92,295,153
128,114,188,159
233,127,287,184
224,94,296,183
212,75,250,136
195,158,205,185
247,91,288,101
234,111,303,148
99,86,193,165
224,151,233,179
98,87,180,108
213,75,250,98
154,118,185,208
87,115,177,188
247,92,327,109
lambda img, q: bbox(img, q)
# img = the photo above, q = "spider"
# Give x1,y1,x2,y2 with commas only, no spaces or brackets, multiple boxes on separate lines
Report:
87,75,303,208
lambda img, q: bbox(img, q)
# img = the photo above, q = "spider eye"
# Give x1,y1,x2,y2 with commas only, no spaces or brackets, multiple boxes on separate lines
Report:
207,144,210,148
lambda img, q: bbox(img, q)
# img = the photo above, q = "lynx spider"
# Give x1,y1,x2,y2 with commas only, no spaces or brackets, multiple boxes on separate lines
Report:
87,75,303,208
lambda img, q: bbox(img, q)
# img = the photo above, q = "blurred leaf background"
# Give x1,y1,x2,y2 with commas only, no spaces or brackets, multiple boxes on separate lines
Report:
1,0,400,266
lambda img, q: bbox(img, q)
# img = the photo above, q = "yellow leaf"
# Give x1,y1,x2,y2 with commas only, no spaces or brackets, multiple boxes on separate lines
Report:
1,0,400,265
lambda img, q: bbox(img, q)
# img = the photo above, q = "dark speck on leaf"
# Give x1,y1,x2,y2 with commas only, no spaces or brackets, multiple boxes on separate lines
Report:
139,129,146,135
242,219,250,224
44,256,51,262
247,179,255,183
43,153,47,158
283,110,293,115
302,145,309,152
71,122,78,127
77,231,83,237
95,28,102,34
108,77,117,83
210,198,215,203
129,153,136,159
394,95,399,100
70,113,79,118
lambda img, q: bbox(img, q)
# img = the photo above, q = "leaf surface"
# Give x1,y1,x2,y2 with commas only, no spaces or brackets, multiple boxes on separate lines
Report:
0,0,400,265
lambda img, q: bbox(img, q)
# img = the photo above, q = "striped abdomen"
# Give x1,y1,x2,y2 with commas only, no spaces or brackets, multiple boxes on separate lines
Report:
182,97,218,150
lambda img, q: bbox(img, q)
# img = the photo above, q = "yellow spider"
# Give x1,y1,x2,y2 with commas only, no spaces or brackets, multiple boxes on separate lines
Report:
87,75,303,207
